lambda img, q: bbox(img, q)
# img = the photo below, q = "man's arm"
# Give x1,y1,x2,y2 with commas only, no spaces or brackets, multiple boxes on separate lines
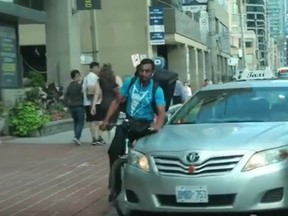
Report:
91,79,101,108
153,87,166,130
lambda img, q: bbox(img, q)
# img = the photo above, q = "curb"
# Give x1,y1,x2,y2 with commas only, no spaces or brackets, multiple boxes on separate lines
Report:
0,136,15,142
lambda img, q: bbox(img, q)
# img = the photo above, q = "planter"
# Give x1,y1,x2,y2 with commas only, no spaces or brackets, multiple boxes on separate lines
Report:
30,118,74,137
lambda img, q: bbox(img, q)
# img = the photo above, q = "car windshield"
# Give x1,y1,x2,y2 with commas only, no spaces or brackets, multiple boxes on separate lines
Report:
170,87,288,124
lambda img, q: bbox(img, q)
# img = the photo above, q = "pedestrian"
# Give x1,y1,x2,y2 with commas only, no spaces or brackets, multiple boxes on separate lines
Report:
203,78,209,87
173,79,188,105
91,64,119,142
82,61,105,145
64,69,84,145
184,82,192,97
106,63,123,94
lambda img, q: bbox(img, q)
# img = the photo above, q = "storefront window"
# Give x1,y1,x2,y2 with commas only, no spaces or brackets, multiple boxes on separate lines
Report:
14,0,43,11
0,0,14,2
0,0,43,11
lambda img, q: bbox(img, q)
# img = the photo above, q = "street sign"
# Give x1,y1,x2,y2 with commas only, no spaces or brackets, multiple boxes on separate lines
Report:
131,54,141,67
149,7,165,45
76,0,101,10
0,25,20,88
153,56,166,69
182,0,208,13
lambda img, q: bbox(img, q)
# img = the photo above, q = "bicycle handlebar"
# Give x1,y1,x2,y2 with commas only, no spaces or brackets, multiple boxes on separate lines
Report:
106,119,129,128
106,119,158,134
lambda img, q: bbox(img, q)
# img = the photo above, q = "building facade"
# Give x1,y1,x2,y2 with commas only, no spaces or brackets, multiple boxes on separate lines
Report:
228,0,257,71
0,0,232,103
267,0,285,39
246,0,269,68
0,0,47,102
0,0,81,104
267,0,286,67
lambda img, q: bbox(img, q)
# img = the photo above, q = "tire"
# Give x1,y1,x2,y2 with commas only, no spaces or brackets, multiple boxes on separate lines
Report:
110,157,127,201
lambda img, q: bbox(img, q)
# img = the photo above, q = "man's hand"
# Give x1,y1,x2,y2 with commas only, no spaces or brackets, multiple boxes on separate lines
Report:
100,119,109,131
149,123,161,132
90,106,96,115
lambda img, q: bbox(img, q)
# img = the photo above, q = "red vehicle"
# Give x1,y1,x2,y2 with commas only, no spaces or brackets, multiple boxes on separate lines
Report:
277,67,288,79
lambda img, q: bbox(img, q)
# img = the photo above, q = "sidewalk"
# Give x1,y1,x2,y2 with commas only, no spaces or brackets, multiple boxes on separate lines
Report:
4,128,115,145
0,128,115,216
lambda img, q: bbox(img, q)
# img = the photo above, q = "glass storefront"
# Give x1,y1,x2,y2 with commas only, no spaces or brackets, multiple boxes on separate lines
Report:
0,0,43,11
0,0,46,89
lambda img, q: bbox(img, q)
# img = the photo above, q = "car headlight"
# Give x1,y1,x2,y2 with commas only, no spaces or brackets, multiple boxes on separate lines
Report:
243,146,288,172
128,150,150,172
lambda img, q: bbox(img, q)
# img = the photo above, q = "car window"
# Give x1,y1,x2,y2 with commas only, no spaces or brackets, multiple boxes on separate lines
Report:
170,87,288,124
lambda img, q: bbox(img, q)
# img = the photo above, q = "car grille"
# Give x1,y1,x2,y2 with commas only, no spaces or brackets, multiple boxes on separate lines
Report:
152,155,243,177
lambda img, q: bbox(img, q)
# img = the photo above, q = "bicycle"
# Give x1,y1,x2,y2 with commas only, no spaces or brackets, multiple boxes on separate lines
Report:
106,118,157,216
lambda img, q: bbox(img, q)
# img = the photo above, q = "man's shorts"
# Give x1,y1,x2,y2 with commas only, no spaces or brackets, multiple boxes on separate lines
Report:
84,105,104,122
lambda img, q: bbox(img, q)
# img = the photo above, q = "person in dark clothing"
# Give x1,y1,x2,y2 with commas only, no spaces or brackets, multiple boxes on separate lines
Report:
134,64,141,76
64,69,84,145
91,64,119,124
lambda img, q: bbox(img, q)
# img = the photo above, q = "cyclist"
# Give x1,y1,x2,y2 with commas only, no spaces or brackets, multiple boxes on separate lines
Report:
100,58,166,198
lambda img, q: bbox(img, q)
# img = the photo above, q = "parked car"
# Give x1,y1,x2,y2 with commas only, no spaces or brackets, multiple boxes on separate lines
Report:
117,79,288,216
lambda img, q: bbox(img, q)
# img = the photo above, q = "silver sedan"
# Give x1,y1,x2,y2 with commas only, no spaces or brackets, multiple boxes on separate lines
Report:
117,80,288,216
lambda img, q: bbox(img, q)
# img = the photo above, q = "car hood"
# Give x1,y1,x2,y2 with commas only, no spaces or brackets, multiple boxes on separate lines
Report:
135,122,288,153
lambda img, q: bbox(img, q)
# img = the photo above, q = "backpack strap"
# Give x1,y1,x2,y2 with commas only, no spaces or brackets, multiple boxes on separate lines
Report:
151,82,159,115
126,76,137,96
119,76,137,113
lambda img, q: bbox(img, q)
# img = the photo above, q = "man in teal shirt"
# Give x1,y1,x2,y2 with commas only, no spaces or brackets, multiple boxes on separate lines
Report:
101,58,166,201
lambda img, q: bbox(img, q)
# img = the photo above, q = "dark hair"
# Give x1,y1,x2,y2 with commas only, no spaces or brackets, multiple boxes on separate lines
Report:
204,79,209,82
140,58,155,70
89,61,100,69
134,64,141,76
99,63,115,82
70,69,80,79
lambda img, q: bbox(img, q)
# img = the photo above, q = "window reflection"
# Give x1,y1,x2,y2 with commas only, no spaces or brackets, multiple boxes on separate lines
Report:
171,87,288,124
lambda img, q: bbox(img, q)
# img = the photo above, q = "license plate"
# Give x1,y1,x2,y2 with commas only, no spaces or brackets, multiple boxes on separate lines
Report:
176,186,208,203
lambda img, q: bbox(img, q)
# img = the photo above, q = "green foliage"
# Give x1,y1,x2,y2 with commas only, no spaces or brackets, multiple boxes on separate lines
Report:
28,71,46,88
9,101,50,136
24,87,42,104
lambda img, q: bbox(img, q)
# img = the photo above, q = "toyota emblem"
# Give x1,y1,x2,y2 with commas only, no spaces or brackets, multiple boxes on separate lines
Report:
186,152,200,163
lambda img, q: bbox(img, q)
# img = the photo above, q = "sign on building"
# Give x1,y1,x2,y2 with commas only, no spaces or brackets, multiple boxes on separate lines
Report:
0,25,20,88
76,0,101,10
149,7,165,45
182,0,208,13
